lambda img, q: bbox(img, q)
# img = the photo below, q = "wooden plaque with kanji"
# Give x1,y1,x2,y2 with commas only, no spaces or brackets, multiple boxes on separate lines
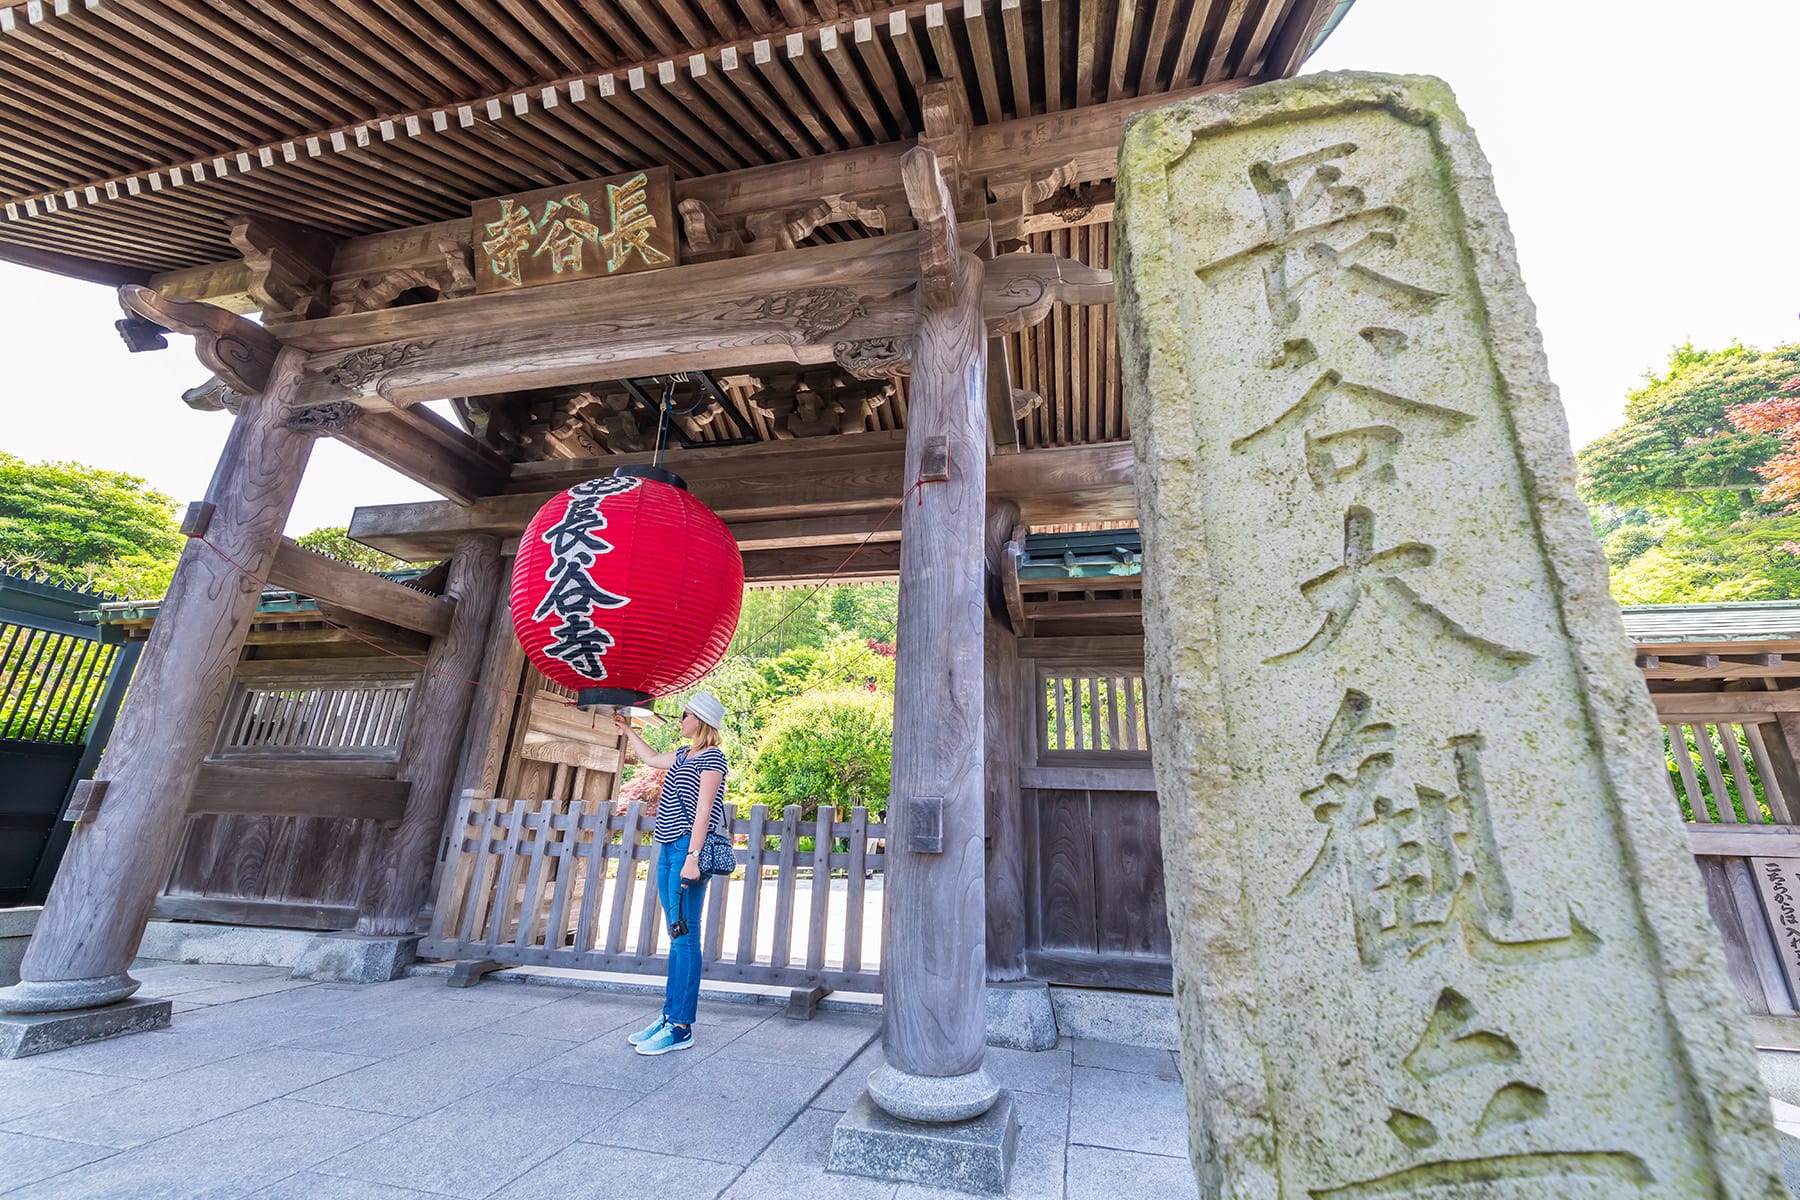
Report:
472,167,678,293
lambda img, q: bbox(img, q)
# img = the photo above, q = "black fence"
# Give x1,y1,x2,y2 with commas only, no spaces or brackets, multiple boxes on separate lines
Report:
0,572,139,904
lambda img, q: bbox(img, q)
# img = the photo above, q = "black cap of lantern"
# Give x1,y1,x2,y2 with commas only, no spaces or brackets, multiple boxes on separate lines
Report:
613,463,688,490
578,685,653,709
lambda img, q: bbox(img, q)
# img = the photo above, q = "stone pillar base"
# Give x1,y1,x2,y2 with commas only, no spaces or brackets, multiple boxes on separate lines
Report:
829,1091,1018,1196
0,971,139,1014
984,980,1057,1050
867,1063,1000,1122
290,933,420,984
0,997,170,1058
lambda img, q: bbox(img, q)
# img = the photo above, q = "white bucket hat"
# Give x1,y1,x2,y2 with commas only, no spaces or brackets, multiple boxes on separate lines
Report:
684,691,725,730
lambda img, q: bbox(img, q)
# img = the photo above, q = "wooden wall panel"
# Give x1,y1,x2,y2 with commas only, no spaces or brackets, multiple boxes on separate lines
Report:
1090,789,1168,958
1034,787,1096,954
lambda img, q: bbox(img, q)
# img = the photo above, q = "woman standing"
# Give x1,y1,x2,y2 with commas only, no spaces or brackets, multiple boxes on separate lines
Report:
612,691,729,1056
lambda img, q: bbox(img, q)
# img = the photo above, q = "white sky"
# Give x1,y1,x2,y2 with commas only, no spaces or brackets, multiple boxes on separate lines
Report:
1,0,1795,536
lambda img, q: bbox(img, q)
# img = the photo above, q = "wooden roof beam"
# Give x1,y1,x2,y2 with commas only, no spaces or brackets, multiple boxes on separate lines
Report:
266,537,456,638
146,74,1251,313
346,437,1133,561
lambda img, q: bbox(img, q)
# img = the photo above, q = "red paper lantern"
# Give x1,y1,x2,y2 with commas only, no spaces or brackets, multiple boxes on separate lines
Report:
509,465,743,708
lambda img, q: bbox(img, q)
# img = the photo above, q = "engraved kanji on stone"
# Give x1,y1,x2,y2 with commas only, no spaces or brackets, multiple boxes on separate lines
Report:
1195,141,1445,326
1290,690,1597,968
1313,987,1653,1197
1266,507,1534,675
1231,345,1474,488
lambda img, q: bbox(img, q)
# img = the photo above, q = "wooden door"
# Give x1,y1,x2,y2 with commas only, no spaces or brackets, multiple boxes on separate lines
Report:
1019,645,1172,991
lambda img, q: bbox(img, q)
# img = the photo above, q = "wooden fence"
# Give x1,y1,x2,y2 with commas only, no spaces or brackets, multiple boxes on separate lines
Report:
1657,691,1800,1021
423,795,886,994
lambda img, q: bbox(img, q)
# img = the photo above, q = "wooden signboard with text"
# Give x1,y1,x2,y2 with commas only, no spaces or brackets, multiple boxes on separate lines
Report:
472,167,678,294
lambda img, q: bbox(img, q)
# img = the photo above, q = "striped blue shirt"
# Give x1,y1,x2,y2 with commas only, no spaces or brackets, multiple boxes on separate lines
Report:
652,746,729,844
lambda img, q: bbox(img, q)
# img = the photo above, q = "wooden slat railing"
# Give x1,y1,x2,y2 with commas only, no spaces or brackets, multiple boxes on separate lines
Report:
424,795,886,992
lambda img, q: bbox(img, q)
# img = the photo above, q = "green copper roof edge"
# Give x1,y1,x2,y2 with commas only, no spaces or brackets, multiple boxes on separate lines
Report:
1312,0,1358,53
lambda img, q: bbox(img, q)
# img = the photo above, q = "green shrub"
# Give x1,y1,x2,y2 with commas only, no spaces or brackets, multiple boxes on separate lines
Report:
750,688,893,822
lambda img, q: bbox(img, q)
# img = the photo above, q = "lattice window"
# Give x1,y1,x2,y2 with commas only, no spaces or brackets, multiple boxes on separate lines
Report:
1663,718,1794,826
1040,669,1150,757
215,679,415,757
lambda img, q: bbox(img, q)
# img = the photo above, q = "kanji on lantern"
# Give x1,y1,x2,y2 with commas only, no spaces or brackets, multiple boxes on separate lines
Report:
508,466,744,708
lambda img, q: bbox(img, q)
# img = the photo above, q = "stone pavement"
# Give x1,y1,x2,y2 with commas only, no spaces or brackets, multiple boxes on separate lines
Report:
0,962,1198,1199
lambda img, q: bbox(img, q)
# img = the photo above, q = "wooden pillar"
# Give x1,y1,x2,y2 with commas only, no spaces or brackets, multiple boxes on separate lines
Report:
2,350,314,1013
358,534,503,936
984,501,1027,980
871,147,997,1123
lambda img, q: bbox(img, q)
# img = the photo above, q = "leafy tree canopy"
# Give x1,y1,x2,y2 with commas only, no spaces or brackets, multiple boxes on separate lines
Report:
0,453,183,596
294,527,416,574
1728,374,1800,511
1578,342,1799,521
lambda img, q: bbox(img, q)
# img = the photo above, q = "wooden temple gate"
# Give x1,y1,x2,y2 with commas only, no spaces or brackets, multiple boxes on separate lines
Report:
0,0,1351,1128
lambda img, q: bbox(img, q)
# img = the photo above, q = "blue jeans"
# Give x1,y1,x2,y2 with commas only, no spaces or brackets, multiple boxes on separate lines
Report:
656,836,706,1026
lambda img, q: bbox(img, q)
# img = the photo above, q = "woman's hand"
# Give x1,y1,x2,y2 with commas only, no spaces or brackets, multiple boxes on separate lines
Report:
612,713,632,734
681,855,702,884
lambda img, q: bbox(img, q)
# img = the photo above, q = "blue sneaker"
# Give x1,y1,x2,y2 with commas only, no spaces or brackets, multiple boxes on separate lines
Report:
627,1015,669,1046
635,1023,694,1056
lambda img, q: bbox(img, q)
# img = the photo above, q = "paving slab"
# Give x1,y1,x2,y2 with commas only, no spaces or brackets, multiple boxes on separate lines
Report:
27,1014,252,1081
248,1174,444,1200
0,1128,116,1194
491,990,650,1043
276,995,512,1058
712,1009,880,1072
518,1009,761,1094
727,1107,898,1200
12,1097,406,1200
1065,1145,1197,1200
586,1057,836,1165
1069,1039,1179,1080
1068,1064,1188,1159
492,1140,745,1200
814,1041,883,1113
978,1044,1074,1099
318,1076,636,1198
0,1060,131,1123
4,1046,376,1148
292,1029,568,1118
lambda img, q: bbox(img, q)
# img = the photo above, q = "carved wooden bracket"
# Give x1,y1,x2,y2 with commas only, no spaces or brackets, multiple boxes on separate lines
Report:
835,335,915,379
226,212,336,323
917,79,971,205
901,146,965,312
117,285,280,397
679,198,743,259
327,236,477,317
988,160,1079,244
181,375,245,414
982,255,1114,335
284,401,365,436
1012,387,1045,422
685,195,888,258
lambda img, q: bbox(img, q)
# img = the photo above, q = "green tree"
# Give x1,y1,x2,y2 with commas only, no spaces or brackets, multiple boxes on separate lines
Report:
1608,516,1800,604
749,688,893,821
295,526,414,573
0,453,183,596
1577,342,1799,523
